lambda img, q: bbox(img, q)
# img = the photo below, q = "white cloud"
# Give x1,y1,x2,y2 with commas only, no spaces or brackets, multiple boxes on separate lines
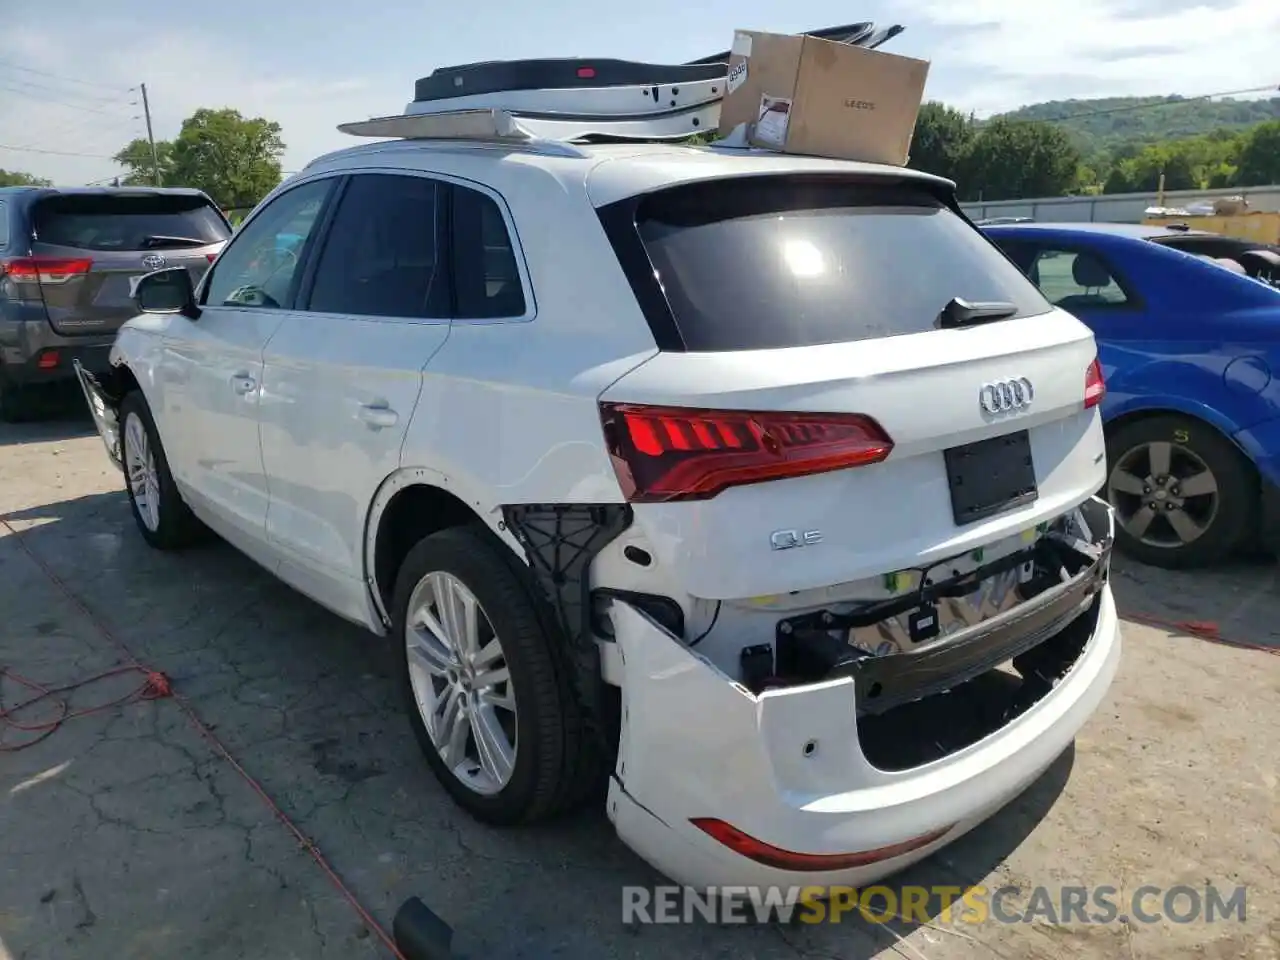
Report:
0,21,398,186
902,0,1280,114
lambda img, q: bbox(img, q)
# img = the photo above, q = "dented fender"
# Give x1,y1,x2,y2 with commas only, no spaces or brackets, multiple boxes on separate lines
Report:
609,601,872,834
605,570,1121,883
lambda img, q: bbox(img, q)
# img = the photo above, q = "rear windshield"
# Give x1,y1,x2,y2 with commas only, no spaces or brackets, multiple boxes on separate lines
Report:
33,194,231,252
633,177,1052,351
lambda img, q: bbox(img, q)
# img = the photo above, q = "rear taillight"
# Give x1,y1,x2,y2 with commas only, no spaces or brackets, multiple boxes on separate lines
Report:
1084,358,1106,408
599,402,894,503
206,253,218,262
1,256,92,284
690,818,954,871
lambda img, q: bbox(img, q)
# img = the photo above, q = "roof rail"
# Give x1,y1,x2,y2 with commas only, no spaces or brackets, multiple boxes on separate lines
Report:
337,109,595,158
336,21,904,149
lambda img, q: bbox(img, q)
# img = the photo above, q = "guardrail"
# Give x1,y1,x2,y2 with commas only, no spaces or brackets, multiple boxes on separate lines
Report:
961,184,1280,224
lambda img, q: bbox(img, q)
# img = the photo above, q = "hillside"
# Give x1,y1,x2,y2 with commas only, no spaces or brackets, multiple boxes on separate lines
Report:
993,95,1280,153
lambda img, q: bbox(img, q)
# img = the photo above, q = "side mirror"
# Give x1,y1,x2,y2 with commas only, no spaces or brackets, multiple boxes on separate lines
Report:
134,267,200,319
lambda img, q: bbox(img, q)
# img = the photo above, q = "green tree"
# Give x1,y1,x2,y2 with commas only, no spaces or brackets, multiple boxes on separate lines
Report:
1235,120,1280,186
169,108,285,208
1104,144,1198,194
958,118,1082,201
112,138,176,185
1099,133,1244,194
993,95,1280,154
113,107,285,207
908,102,975,182
0,169,52,187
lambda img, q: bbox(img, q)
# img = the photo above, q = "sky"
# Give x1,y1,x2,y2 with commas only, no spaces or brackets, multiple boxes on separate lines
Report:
1,0,1277,185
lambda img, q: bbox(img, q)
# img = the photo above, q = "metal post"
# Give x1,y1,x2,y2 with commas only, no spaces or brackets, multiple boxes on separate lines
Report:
141,83,161,186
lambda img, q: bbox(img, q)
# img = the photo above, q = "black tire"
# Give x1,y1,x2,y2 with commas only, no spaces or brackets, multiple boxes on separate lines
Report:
118,390,205,550
1105,414,1256,569
392,525,606,826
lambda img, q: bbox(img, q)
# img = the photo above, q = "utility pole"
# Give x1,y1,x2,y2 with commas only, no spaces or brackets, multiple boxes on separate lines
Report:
141,83,161,186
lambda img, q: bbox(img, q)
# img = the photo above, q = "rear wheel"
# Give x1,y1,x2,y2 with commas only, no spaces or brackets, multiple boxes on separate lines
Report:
392,525,604,825
119,391,205,549
1105,414,1255,568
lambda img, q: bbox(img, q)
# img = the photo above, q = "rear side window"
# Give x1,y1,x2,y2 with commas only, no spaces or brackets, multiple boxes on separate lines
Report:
1025,248,1131,308
0,201,8,247
31,194,230,252
451,185,526,319
624,177,1052,352
306,173,445,319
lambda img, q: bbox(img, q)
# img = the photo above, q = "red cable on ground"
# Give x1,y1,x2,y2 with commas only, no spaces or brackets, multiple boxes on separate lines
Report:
6,514,1278,956
0,516,409,960
1,664,171,752
1122,611,1280,656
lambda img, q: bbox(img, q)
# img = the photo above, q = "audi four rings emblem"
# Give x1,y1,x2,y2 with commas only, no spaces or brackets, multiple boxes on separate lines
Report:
979,377,1034,414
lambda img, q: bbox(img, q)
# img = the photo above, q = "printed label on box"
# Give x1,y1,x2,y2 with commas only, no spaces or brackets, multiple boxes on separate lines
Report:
755,95,791,148
727,59,748,95
731,32,753,56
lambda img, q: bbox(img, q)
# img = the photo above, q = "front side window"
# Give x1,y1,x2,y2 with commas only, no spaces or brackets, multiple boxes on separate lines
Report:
203,178,333,309
306,173,444,319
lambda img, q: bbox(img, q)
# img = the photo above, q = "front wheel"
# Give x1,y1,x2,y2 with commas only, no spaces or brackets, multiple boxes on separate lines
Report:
118,391,205,549
1105,414,1256,569
392,525,605,825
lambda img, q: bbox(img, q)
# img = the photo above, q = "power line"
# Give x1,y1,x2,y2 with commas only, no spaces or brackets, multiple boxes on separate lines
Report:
0,72,132,105
0,80,135,118
0,142,117,159
0,57,131,91
8,110,140,154
1003,83,1280,126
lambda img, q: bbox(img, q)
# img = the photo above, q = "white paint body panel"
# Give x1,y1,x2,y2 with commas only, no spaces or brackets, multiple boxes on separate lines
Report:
156,307,286,545
607,591,1121,890
99,139,1120,891
601,311,1107,600
259,312,448,624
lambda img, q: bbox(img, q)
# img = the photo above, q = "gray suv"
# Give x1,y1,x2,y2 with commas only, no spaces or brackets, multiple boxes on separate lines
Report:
0,186,231,421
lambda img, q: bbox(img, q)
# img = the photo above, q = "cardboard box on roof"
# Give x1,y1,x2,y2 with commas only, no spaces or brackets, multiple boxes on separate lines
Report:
719,30,930,166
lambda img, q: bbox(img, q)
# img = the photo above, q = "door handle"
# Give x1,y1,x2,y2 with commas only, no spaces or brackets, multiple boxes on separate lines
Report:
230,373,256,395
357,402,398,429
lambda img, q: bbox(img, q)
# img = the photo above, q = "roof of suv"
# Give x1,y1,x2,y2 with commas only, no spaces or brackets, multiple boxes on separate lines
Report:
0,185,211,198
302,139,958,208
0,185,218,218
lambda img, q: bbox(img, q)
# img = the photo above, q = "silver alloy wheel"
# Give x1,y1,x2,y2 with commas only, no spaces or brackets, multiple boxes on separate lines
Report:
405,570,517,795
1107,440,1219,549
124,412,161,532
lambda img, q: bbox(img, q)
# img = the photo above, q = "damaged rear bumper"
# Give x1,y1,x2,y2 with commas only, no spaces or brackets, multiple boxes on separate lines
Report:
73,359,122,469
815,516,1110,718
604,497,1122,892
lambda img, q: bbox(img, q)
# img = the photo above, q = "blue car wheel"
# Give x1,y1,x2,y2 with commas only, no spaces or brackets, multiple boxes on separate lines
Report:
1105,414,1256,568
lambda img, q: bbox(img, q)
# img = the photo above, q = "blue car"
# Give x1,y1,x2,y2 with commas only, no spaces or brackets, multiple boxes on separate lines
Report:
983,222,1280,569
